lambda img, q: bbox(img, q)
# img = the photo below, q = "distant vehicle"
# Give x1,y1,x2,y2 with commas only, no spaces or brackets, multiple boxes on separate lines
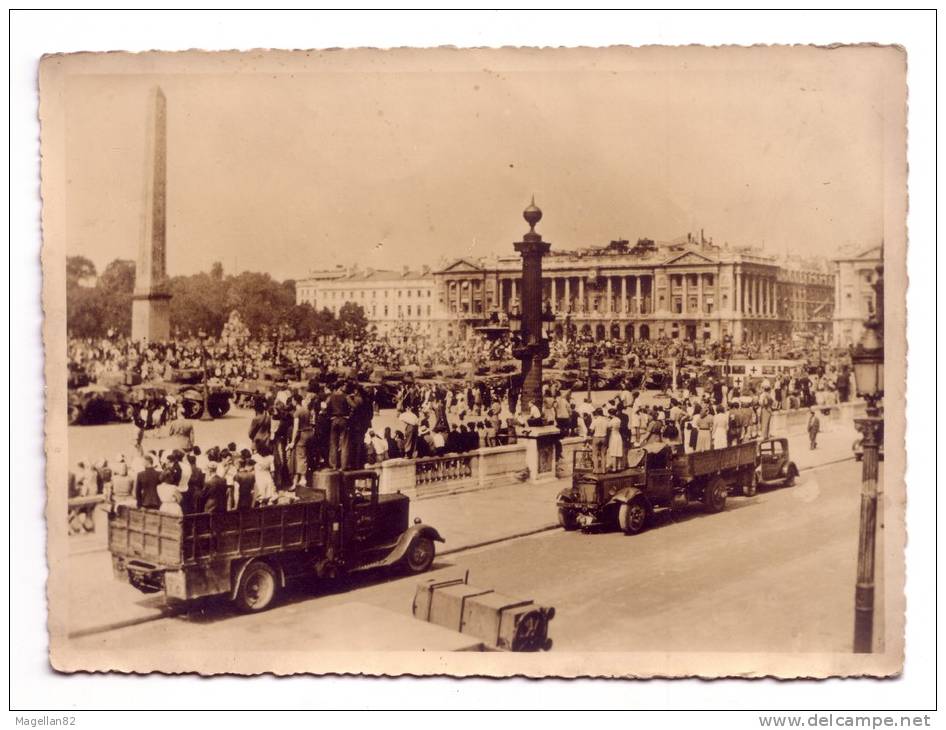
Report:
751,437,799,494
556,440,758,535
109,469,444,613
68,385,134,426
706,359,805,391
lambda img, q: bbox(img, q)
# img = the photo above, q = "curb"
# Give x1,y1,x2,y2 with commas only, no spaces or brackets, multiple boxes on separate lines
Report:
440,524,560,557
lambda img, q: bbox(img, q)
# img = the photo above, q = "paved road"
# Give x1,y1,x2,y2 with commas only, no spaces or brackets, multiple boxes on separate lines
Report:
68,459,877,662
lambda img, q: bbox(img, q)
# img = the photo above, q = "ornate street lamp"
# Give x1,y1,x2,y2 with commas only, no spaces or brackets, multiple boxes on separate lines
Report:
851,263,884,653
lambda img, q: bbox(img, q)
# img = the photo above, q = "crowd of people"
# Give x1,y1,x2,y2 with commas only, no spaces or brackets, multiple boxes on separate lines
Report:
68,328,852,527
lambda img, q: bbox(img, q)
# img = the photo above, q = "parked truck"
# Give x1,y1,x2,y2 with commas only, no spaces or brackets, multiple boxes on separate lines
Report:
109,469,444,612
556,440,759,535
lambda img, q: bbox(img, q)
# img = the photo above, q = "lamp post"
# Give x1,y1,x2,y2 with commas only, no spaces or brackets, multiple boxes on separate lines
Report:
851,264,884,653
199,329,213,422
511,197,552,413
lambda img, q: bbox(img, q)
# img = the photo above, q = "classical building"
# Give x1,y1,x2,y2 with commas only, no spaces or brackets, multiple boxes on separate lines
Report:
776,264,835,341
295,265,450,339
832,245,883,346
434,237,824,344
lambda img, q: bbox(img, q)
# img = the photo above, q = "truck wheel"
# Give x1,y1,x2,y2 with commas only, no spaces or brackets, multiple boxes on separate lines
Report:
703,478,728,514
182,400,204,420
234,561,278,613
784,465,798,487
743,471,759,497
618,497,648,535
404,537,435,574
558,507,579,531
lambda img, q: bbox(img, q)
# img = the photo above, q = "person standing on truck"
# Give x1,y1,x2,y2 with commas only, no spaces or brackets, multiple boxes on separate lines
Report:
759,390,774,441
134,455,161,510
200,462,228,513
712,404,730,448
326,382,351,469
807,407,821,450
607,408,624,471
234,450,256,510
695,406,713,452
247,402,271,454
590,408,609,473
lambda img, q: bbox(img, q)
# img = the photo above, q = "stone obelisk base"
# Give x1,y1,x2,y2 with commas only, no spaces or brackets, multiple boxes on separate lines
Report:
131,293,171,342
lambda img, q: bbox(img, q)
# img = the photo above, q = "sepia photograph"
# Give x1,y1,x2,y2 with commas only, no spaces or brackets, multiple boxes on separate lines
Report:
16,11,932,711
40,43,908,679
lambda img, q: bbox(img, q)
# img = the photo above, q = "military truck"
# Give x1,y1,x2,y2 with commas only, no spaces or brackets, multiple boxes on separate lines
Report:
109,470,444,612
556,440,758,535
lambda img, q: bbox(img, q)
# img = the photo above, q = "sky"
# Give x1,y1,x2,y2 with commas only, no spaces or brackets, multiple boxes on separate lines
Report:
56,45,900,282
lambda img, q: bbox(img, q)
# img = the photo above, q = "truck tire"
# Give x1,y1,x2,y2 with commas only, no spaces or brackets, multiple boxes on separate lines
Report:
403,537,435,574
558,507,579,531
703,477,728,514
784,464,798,487
182,399,204,420
234,561,279,613
618,497,648,535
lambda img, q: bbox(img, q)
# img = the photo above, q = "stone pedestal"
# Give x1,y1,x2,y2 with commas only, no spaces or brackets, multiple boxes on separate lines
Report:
517,425,562,484
131,293,171,342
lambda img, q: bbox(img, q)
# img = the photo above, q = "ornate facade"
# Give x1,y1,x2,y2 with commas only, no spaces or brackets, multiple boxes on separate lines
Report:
434,239,819,344
832,245,883,346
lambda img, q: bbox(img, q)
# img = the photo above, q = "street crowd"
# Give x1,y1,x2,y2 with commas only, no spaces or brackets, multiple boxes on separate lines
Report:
67,329,852,529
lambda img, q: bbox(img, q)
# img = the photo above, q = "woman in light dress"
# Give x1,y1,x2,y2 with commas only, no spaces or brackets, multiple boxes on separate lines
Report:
607,410,624,471
253,443,278,505
157,468,184,516
712,404,730,449
695,406,714,452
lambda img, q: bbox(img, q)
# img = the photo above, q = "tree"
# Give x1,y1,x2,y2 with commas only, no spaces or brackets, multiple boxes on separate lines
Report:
67,286,106,337
97,259,136,336
210,261,224,282
337,302,368,339
67,256,97,288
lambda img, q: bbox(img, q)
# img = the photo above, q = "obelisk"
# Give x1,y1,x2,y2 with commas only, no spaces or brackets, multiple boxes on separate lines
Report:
131,86,172,342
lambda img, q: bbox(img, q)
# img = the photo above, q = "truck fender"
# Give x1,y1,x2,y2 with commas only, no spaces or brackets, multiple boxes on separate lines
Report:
379,524,445,568
229,557,286,602
608,486,648,508
555,489,576,505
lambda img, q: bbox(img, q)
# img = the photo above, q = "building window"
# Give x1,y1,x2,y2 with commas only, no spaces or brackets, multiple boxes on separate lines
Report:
384,305,388,317
398,291,402,298
407,290,412,298
398,305,402,317
427,305,431,316
427,290,431,297
673,296,682,314
417,290,422,297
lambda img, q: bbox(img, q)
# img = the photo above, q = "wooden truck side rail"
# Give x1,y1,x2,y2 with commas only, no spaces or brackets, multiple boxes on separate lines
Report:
109,500,330,569
672,440,758,483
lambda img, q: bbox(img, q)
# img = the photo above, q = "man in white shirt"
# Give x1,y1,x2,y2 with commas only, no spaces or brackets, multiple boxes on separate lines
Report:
590,409,609,473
